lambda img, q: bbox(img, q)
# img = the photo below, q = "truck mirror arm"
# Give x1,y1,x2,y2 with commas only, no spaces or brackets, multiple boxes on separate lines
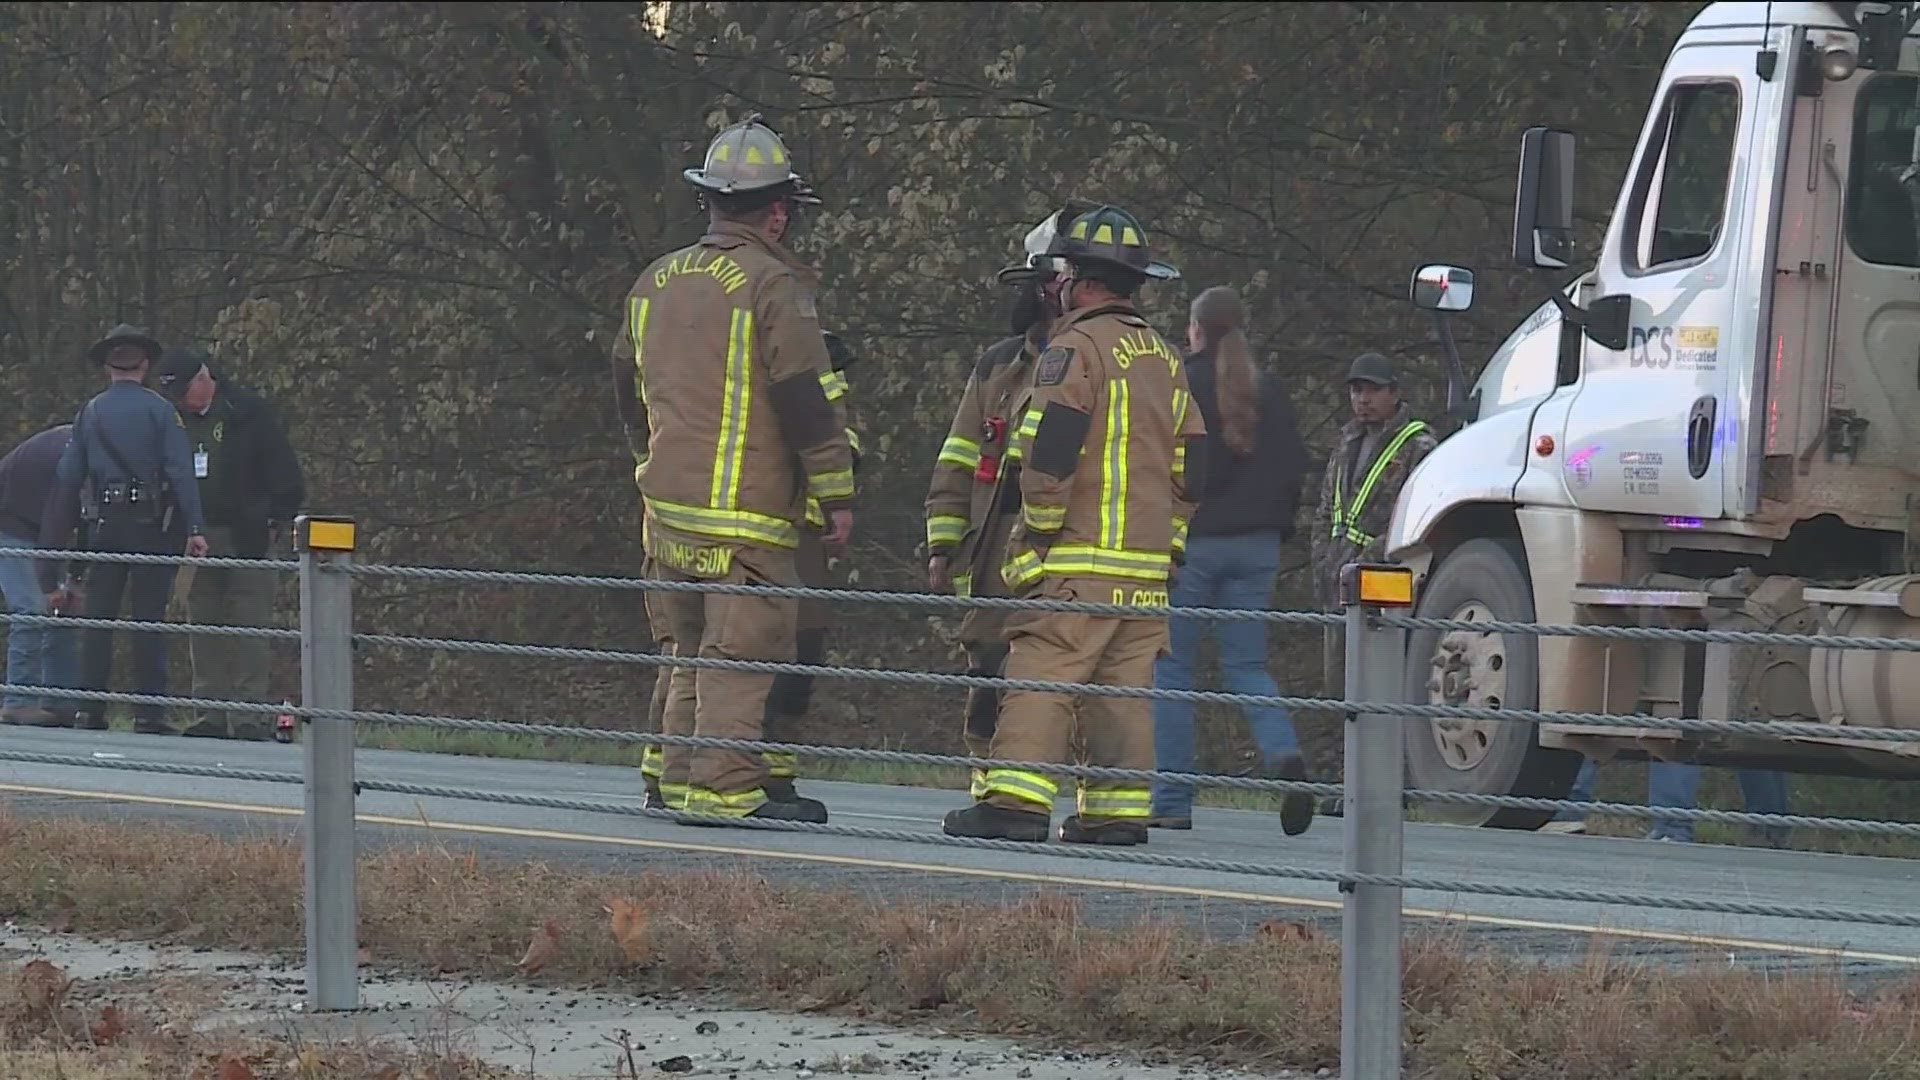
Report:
1547,287,1632,353
1432,310,1478,426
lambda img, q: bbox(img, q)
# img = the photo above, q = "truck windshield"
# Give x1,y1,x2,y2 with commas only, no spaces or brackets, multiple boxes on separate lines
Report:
1847,74,1920,268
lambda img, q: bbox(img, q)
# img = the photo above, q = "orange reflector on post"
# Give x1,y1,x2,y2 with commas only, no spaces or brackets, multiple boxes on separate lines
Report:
1339,563,1415,608
297,516,358,554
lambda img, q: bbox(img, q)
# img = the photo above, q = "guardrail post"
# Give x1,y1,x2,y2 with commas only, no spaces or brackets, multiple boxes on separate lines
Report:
1338,563,1412,1080
297,515,359,1012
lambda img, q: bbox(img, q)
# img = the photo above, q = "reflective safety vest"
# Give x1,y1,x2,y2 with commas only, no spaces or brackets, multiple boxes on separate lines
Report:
1329,420,1428,548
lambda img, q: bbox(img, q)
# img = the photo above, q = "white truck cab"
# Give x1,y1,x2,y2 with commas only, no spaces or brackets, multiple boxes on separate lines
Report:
1388,2,1920,828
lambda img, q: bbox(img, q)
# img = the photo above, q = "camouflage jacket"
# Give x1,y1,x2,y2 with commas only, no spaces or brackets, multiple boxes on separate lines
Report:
1308,401,1437,606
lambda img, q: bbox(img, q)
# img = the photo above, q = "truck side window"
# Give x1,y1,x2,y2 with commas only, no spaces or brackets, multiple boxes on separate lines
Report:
1625,81,1742,272
1846,74,1919,269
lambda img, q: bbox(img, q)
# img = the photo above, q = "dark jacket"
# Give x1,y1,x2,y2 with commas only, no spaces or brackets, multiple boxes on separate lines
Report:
1184,346,1309,539
0,425,73,542
180,377,306,557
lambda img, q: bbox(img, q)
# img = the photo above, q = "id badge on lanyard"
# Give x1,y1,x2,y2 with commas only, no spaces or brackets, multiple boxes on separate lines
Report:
194,444,210,479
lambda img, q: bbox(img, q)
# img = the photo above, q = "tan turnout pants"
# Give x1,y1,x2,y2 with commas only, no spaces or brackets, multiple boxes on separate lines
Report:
979,596,1165,823
642,543,799,816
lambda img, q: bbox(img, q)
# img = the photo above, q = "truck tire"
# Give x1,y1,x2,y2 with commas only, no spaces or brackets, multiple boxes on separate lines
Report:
1401,537,1581,830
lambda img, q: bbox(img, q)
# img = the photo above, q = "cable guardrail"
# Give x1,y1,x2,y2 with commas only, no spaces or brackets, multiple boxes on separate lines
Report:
10,717,1920,840
8,523,1920,1063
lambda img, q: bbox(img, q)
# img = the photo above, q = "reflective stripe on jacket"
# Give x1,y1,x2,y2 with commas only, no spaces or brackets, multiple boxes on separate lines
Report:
998,300,1204,602
611,220,855,563
923,333,1037,598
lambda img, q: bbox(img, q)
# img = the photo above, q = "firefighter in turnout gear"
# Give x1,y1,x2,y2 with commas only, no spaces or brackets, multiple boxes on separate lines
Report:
941,205,1204,846
613,113,855,826
640,328,860,810
763,328,863,800
1299,352,1437,807
924,203,1088,799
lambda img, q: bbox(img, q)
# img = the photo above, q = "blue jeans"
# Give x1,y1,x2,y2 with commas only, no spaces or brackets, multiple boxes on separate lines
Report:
1151,531,1300,818
0,531,78,711
1555,756,1790,844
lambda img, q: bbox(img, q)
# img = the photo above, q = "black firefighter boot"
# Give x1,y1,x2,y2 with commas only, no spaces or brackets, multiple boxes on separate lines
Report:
942,801,1050,843
679,793,829,828
1057,814,1148,847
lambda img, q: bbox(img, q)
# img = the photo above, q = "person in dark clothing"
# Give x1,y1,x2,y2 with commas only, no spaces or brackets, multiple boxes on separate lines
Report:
0,425,80,726
150,345,306,740
40,324,209,733
1149,286,1315,836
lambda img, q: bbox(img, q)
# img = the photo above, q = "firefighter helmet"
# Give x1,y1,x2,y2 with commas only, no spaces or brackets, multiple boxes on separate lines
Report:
995,200,1099,285
682,113,822,205
1046,204,1179,282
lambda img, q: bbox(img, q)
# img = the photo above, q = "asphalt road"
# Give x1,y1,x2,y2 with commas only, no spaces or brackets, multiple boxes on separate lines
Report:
3,726,1919,979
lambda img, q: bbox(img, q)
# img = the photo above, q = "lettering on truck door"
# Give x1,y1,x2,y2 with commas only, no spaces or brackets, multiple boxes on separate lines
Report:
1560,35,1785,521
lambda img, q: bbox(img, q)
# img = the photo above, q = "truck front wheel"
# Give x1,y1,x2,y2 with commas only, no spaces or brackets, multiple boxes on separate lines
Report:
1400,538,1581,830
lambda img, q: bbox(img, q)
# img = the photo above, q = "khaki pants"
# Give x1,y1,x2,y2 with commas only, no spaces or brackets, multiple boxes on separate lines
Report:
643,543,798,816
1293,623,1346,782
762,530,833,781
183,526,280,731
980,594,1165,823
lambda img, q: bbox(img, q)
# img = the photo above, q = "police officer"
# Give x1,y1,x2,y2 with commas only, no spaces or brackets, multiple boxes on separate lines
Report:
612,114,856,826
942,205,1206,846
148,345,306,741
924,203,1085,798
40,325,209,734
638,327,861,810
1300,352,1437,810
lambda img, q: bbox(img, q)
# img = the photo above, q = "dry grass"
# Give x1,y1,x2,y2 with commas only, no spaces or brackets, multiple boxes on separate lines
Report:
1,808,1919,1079
0,960,515,1080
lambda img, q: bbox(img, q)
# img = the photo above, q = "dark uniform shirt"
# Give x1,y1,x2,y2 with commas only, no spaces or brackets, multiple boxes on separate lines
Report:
38,381,205,588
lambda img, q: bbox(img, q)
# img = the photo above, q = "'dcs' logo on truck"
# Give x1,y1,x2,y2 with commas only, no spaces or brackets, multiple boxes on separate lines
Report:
1629,324,1721,371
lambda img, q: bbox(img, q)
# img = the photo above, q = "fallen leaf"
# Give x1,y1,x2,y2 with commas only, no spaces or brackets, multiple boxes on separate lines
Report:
218,1054,257,1080
604,897,651,966
90,1004,125,1044
19,959,71,1013
293,1047,326,1074
1257,920,1316,943
515,917,562,976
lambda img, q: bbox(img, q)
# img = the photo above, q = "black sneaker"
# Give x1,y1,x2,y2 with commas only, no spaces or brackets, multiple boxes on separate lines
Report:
132,716,173,735
1147,814,1193,830
1267,753,1316,838
1058,814,1147,846
941,802,1049,842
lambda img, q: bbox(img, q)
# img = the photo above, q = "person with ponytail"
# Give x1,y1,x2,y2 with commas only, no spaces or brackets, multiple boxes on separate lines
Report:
1149,285,1315,836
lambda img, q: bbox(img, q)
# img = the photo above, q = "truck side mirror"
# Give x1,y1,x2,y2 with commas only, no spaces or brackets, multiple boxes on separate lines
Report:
1410,264,1474,313
1513,127,1576,270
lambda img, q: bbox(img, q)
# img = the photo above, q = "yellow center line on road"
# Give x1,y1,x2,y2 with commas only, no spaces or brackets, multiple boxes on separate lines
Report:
3,782,1915,966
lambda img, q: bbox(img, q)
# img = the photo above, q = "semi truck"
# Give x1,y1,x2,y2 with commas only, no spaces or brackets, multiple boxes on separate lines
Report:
1389,1,1920,829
